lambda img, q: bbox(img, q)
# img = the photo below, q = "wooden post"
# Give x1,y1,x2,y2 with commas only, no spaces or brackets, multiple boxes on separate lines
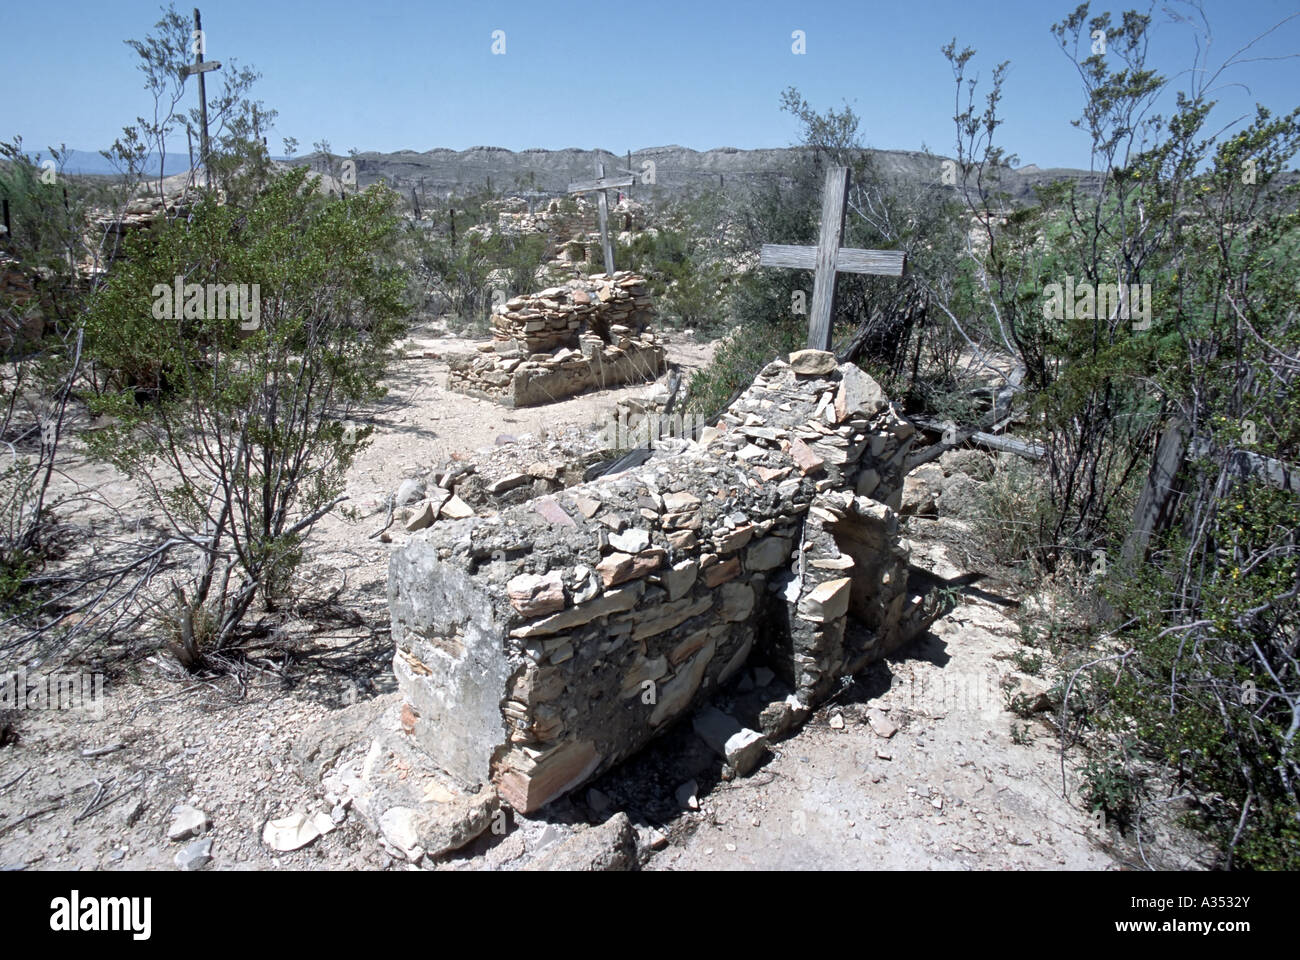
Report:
758,165,906,351
449,206,456,247
184,8,222,187
569,156,634,276
807,166,850,351
1120,417,1189,569
194,9,210,176
594,161,613,274
2,194,10,244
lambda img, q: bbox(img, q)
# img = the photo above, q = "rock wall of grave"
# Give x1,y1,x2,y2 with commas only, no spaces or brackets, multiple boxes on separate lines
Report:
82,189,201,276
490,272,653,353
447,272,665,407
389,351,938,813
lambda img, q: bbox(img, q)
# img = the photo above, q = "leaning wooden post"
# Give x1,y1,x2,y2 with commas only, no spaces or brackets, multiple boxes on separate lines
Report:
595,161,614,274
1120,416,1190,569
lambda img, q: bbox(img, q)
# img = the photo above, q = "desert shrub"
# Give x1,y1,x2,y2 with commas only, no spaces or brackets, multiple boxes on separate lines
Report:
82,166,407,656
411,215,551,335
1080,757,1144,832
0,141,100,603
947,3,1300,867
614,226,731,334
683,315,804,419
969,456,1053,569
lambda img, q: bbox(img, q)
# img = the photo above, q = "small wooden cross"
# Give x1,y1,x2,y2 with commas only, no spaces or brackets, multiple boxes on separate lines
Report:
568,157,635,275
183,8,222,180
760,165,907,351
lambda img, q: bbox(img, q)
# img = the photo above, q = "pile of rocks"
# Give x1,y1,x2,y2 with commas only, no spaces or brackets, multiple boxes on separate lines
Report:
484,196,646,246
83,188,201,274
389,349,940,813
491,272,653,352
448,272,666,407
386,429,610,538
488,195,596,242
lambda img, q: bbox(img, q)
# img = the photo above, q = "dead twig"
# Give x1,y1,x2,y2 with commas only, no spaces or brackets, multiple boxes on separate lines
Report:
0,800,65,837
126,681,212,722
72,780,139,824
0,766,31,793
80,743,125,758
75,778,109,822
368,494,396,540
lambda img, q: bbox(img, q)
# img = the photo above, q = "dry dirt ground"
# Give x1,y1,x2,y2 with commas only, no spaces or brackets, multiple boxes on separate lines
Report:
0,324,1166,871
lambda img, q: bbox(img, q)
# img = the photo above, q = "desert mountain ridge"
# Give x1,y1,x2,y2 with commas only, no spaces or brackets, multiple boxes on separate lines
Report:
285,144,1102,203
49,144,1105,204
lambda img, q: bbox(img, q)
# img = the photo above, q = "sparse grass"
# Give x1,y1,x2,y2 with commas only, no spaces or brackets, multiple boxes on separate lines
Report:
1012,647,1044,676
969,456,1053,570
683,318,804,420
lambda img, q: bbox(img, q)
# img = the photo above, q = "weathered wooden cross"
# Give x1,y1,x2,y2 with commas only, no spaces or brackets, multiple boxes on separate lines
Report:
760,165,907,351
183,8,222,184
568,156,634,276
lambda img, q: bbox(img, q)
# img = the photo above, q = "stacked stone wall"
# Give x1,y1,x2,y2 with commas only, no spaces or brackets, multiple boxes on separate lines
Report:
390,351,938,812
447,272,665,407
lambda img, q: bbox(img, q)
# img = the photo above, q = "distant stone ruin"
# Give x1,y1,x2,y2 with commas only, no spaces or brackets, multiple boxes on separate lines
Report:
389,350,938,812
447,272,666,407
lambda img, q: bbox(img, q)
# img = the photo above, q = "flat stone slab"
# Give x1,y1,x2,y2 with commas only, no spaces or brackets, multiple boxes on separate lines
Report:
692,707,769,776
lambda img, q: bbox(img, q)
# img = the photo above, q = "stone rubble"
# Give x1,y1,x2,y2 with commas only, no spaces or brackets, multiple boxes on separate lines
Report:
261,810,335,852
520,811,637,871
173,837,214,871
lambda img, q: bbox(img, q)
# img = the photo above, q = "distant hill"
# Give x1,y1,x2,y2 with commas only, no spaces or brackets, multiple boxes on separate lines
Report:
47,144,1135,205
42,149,194,177
48,144,1296,206
281,146,1106,205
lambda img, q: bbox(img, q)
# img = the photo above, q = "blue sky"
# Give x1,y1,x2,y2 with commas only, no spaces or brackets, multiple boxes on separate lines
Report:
3,0,1298,169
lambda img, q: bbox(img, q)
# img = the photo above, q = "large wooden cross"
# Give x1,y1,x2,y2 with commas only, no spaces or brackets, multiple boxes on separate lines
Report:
760,165,907,351
568,156,634,275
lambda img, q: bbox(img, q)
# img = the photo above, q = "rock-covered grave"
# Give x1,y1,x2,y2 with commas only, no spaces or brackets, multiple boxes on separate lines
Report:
447,272,666,407
389,348,941,818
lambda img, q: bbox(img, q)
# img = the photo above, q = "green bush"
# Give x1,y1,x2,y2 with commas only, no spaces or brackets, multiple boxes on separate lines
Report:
683,315,804,419
83,166,408,654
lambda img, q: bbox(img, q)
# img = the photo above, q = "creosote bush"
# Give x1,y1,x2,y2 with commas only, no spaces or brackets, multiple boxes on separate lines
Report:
83,166,408,658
